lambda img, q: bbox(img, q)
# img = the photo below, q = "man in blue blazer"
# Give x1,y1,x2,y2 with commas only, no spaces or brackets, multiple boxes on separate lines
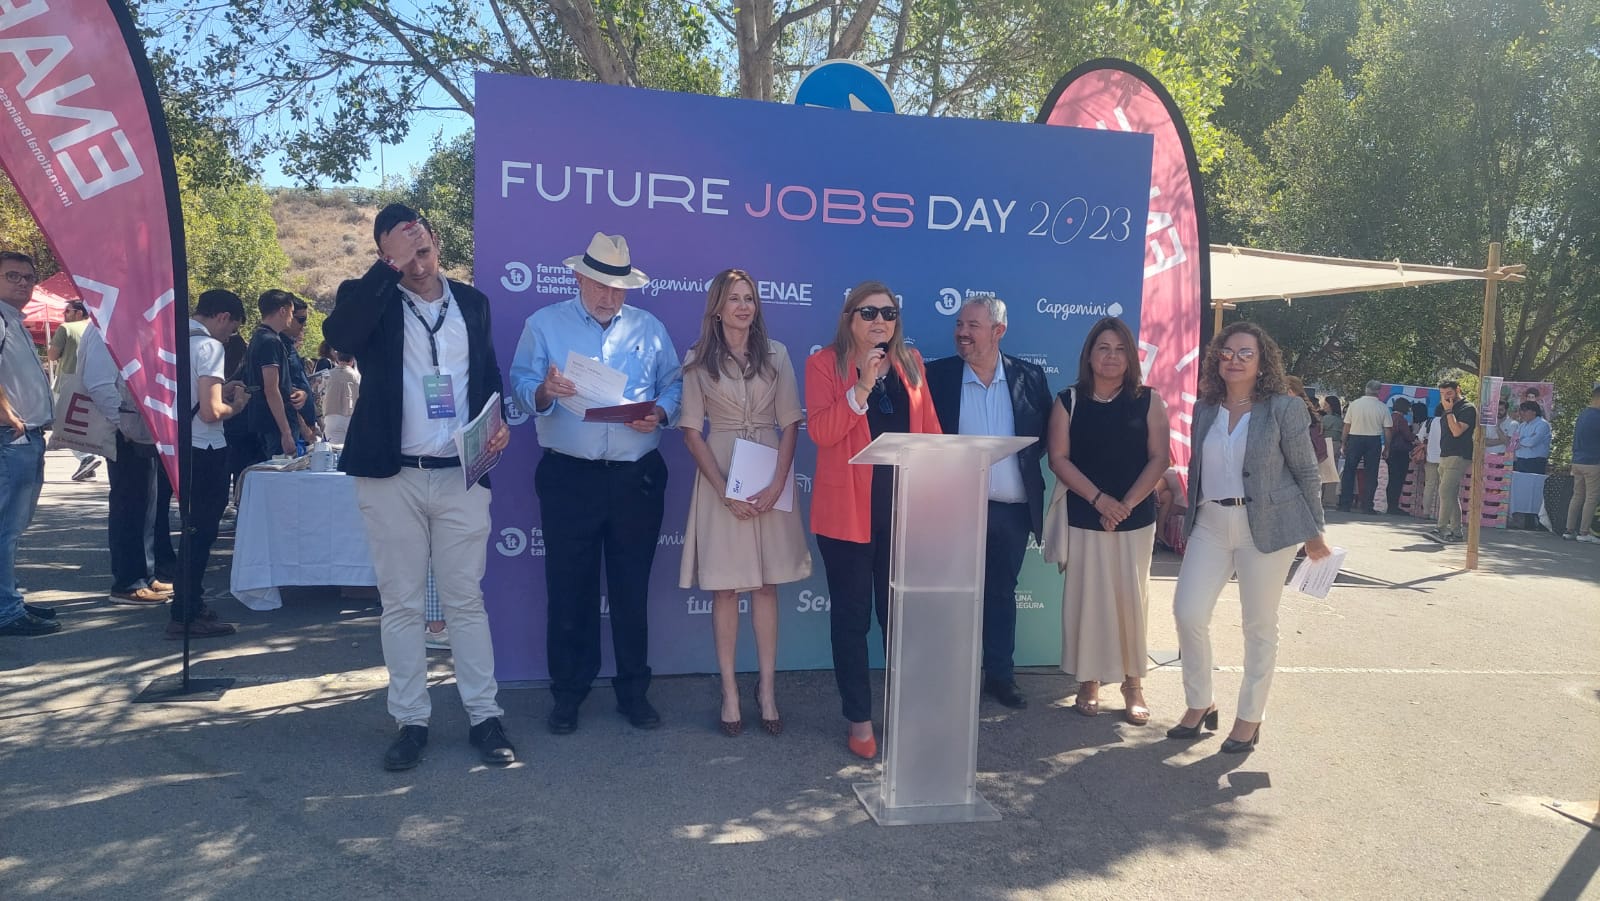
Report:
926,297,1052,709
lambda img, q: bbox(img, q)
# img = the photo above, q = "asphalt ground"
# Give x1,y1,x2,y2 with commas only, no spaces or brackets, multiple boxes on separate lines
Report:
2,449,1597,900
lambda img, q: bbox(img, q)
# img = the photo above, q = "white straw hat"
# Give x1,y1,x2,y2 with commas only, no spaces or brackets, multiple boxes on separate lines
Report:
564,232,649,289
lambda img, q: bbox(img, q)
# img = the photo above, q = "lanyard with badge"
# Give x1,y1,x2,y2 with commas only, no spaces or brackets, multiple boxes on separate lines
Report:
402,295,456,419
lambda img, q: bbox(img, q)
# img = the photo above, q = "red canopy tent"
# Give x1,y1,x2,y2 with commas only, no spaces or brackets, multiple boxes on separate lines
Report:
20,271,79,345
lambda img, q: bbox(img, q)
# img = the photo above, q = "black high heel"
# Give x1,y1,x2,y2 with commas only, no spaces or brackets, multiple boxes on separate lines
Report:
1165,707,1219,739
1221,723,1261,754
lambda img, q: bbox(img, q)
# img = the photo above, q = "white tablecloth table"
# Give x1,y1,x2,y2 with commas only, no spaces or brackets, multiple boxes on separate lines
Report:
230,469,375,610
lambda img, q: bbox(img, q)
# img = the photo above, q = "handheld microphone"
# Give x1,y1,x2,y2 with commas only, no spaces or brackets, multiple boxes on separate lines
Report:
875,342,890,352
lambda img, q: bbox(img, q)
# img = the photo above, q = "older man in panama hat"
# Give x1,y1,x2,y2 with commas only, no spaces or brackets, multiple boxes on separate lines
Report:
510,232,683,735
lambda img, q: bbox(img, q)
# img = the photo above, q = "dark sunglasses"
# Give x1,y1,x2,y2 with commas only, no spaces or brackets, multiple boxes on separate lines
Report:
853,305,899,322
293,316,309,324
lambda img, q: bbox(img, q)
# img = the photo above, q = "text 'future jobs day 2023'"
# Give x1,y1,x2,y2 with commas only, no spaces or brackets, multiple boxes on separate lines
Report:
498,161,1138,245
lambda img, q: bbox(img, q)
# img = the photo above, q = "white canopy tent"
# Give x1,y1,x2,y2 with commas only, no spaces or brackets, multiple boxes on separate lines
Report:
1202,242,1528,572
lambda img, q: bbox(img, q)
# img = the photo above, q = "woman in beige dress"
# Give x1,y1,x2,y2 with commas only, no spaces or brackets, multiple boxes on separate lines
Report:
679,269,812,737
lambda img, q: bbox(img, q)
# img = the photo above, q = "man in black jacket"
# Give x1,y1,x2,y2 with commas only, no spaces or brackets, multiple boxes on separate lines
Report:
926,297,1051,709
325,204,515,771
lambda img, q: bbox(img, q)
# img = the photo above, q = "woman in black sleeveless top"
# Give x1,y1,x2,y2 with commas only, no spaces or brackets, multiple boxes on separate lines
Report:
1045,317,1169,723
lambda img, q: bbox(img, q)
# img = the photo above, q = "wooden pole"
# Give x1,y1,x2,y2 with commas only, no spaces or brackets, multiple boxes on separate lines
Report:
1213,300,1224,334
1465,242,1499,571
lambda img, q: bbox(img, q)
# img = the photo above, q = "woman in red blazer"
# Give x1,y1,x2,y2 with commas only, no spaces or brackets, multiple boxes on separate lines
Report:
805,280,942,759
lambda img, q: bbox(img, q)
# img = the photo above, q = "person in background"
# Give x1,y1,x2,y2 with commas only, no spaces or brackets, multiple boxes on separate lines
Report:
48,300,99,482
807,281,941,759
327,202,516,771
1508,401,1552,531
1430,380,1476,544
321,351,360,445
176,289,250,640
241,291,305,465
1287,376,1334,499
284,298,318,445
0,251,60,635
1153,468,1189,552
677,269,811,736
1338,381,1390,514
1047,316,1169,723
510,231,683,736
926,296,1052,711
1561,383,1600,543
1320,395,1344,507
1169,322,1330,753
1383,397,1417,515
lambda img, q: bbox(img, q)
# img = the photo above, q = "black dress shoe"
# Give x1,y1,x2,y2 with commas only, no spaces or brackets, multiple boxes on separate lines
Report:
983,679,1028,709
468,716,517,766
383,724,428,771
618,697,662,729
1221,724,1261,754
23,603,55,619
547,699,580,735
0,612,61,636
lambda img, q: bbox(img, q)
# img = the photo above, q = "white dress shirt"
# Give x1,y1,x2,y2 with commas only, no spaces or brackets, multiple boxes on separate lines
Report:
1201,409,1250,503
398,276,470,457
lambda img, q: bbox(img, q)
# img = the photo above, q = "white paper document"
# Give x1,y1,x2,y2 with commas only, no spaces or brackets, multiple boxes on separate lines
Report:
724,438,796,513
1287,546,1348,599
557,351,628,418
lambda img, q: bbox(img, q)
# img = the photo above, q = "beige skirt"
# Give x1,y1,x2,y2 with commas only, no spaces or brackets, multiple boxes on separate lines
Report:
1060,523,1155,683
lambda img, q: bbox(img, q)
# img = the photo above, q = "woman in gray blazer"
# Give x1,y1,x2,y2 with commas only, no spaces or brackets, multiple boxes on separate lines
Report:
1168,323,1331,753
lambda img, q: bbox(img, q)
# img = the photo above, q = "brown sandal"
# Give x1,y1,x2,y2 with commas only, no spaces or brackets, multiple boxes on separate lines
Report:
1074,681,1100,716
1121,678,1150,726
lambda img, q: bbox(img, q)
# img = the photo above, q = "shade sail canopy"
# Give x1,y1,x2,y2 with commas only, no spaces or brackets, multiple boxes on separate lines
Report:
1210,245,1523,304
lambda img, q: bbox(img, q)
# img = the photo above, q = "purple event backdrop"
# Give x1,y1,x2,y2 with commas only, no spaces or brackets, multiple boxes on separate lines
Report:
474,75,1153,682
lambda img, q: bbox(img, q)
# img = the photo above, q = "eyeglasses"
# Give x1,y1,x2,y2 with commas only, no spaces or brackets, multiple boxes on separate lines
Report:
293,316,308,324
853,306,899,322
3,271,38,285
1217,348,1257,362
869,377,895,415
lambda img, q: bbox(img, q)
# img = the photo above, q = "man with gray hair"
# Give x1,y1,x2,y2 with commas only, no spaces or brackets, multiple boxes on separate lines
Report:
1338,379,1392,514
926,296,1052,709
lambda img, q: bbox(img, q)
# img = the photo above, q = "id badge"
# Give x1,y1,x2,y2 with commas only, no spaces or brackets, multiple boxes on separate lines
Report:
423,373,457,419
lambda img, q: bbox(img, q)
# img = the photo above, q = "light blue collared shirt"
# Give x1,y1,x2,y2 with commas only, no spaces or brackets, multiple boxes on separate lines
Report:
958,361,1026,503
1515,415,1551,459
510,297,683,462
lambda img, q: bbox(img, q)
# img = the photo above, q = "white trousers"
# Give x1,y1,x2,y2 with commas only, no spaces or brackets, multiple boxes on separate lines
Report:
355,467,501,727
1172,504,1298,723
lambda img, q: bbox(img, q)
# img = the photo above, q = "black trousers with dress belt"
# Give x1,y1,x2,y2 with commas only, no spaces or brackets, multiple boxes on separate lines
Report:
982,501,1031,684
536,449,667,706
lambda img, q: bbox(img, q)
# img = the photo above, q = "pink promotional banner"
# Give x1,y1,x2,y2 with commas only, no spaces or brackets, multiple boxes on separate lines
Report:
1038,60,1209,482
0,0,186,488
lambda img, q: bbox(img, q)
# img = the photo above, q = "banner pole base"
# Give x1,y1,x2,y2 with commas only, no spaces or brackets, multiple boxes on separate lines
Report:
132,675,235,703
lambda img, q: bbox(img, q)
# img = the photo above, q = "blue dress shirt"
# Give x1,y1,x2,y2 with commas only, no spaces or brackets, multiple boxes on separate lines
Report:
1515,416,1551,459
509,297,683,462
958,362,1026,503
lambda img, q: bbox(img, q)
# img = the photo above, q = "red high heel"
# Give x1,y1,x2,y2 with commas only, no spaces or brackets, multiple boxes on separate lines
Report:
847,730,877,759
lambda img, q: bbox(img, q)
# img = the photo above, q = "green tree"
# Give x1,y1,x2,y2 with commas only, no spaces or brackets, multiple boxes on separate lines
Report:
179,156,290,304
1215,0,1600,429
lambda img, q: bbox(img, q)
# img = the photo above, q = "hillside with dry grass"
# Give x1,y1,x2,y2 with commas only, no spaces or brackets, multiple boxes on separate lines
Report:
269,190,380,309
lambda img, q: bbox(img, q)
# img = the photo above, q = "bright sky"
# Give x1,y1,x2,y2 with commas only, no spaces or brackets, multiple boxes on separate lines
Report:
257,111,473,189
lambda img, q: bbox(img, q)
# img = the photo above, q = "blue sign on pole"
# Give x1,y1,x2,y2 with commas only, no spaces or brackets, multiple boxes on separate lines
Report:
794,59,896,113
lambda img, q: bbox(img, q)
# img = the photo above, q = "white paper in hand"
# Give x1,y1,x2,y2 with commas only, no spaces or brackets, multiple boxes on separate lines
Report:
725,438,795,513
557,351,627,418
1287,546,1348,599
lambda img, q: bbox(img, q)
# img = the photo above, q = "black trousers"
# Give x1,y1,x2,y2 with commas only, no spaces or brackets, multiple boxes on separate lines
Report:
536,450,667,705
176,446,231,623
817,527,892,724
1385,452,1412,512
1339,435,1382,511
153,461,176,581
1513,456,1548,475
106,434,157,591
982,502,1031,683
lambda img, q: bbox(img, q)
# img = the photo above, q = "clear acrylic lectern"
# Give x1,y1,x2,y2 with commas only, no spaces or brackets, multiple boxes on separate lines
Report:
849,432,1037,826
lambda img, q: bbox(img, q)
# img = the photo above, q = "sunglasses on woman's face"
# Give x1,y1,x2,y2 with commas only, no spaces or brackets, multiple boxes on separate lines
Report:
1217,347,1257,362
853,305,899,322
